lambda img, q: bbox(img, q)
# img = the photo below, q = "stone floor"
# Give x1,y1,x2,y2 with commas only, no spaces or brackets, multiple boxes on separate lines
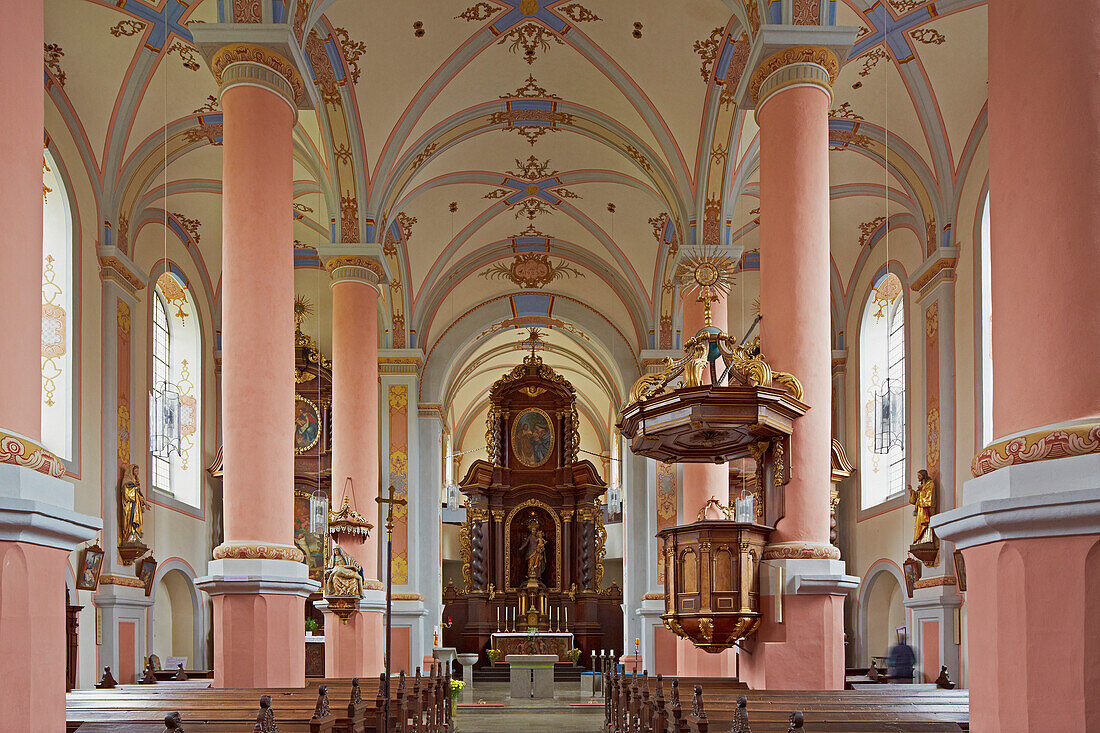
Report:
454,681,605,732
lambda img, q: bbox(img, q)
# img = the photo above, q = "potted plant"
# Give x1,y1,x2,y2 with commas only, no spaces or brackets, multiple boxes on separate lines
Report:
449,678,465,715
568,648,582,666
304,618,321,636
486,648,501,666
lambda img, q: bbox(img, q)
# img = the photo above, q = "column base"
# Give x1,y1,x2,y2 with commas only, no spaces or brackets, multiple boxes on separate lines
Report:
740,558,858,690
94,590,155,684
904,585,962,685
196,558,319,688
0,464,100,729
316,591,385,678
932,453,1100,731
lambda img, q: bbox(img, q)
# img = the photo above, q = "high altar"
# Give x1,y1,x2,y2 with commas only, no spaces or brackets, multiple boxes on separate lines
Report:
442,345,622,665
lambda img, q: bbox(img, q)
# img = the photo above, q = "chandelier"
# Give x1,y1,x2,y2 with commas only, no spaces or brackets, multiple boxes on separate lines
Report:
328,479,372,543
873,376,905,454
149,379,181,458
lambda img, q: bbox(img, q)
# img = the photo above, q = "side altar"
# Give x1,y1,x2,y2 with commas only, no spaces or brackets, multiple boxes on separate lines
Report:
443,338,622,667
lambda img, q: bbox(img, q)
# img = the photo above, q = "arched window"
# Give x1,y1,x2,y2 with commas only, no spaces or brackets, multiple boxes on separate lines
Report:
151,290,173,493
860,272,907,509
979,194,993,447
41,149,74,461
149,271,202,507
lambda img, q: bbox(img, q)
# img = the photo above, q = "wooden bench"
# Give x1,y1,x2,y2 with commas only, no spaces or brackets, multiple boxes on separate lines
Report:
67,667,451,733
605,671,969,733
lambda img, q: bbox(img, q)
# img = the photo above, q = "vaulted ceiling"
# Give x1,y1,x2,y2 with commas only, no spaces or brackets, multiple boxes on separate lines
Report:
45,0,988,464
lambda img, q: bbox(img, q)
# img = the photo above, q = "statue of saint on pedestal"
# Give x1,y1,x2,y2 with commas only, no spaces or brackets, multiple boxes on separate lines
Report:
119,463,147,545
324,545,364,598
517,514,547,582
907,469,937,545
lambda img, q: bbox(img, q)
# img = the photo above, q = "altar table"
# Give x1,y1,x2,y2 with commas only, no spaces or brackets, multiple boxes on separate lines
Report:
490,632,575,662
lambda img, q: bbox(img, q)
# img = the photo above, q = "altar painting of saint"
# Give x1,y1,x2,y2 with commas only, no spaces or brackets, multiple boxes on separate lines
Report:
294,493,328,582
511,408,554,467
294,396,321,453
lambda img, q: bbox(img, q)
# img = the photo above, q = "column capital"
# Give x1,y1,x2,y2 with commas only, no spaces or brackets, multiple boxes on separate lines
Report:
831,348,848,375
190,25,313,110
736,25,859,109
97,245,145,302
379,348,424,376
911,246,959,301
316,243,391,288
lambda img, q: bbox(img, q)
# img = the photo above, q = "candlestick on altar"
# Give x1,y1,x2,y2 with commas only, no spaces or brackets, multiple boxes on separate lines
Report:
496,606,501,632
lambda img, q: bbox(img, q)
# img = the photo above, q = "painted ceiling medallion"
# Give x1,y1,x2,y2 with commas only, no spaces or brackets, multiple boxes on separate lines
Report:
479,252,584,289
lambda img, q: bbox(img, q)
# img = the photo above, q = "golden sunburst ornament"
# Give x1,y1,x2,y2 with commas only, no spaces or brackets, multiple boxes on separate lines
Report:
294,294,314,333
674,247,737,328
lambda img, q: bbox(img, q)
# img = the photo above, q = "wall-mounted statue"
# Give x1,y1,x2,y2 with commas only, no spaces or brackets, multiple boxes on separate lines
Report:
907,469,937,545
324,545,364,599
118,463,150,565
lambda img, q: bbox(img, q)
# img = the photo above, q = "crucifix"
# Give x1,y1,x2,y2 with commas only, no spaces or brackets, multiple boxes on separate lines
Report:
376,484,407,733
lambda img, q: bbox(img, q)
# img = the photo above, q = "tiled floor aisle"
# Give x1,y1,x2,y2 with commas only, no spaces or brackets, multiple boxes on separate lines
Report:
454,681,605,732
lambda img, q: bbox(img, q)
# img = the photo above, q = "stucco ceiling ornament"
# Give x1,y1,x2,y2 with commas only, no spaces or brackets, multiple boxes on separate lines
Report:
479,252,584,289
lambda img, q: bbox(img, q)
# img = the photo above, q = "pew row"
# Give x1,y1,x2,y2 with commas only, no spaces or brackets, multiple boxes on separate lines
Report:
67,667,452,733
603,671,969,733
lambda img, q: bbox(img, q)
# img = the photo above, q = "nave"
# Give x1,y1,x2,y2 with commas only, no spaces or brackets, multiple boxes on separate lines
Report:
2,0,1097,730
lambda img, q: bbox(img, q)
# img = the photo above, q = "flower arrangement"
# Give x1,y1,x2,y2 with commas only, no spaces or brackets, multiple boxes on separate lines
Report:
449,678,465,715
568,648,582,665
486,648,502,665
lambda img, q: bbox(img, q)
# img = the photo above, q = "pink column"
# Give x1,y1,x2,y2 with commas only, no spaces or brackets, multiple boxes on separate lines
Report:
933,1,1100,729
0,2,99,726
677,293,731,676
325,262,384,677
0,0,44,440
197,54,317,688
739,47,850,689
988,0,1100,439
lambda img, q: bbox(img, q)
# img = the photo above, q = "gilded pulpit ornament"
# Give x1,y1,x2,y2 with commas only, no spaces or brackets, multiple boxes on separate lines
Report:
323,545,364,622
118,463,150,565
622,250,810,653
907,469,939,566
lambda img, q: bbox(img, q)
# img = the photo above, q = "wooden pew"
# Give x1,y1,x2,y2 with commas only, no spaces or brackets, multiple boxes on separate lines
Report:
67,669,449,733
605,671,969,733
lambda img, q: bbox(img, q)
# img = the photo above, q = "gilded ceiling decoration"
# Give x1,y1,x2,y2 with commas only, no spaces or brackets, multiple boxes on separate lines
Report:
491,107,573,145
513,199,555,221
502,75,561,100
193,96,219,113
510,155,558,181
858,216,888,249
110,20,146,37
43,43,65,86
500,23,563,64
455,3,501,22
830,102,864,120
694,27,726,81
171,213,201,243
479,252,584,289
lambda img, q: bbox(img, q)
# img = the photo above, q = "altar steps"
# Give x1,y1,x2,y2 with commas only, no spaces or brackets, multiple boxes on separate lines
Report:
474,663,584,683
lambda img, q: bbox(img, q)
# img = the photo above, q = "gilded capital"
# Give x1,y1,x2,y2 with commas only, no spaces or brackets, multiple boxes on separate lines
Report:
327,256,387,288
211,44,305,108
750,45,839,107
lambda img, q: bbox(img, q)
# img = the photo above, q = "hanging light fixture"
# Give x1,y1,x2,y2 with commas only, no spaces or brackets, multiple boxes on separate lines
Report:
873,375,904,454
328,478,371,543
445,482,462,512
149,379,182,458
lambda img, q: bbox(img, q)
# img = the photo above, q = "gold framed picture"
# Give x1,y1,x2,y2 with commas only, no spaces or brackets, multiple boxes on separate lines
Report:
294,395,322,454
510,407,554,467
137,556,158,597
76,543,105,591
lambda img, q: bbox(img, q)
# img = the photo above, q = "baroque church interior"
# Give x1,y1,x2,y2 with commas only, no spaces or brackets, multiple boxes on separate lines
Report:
2,0,1097,730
